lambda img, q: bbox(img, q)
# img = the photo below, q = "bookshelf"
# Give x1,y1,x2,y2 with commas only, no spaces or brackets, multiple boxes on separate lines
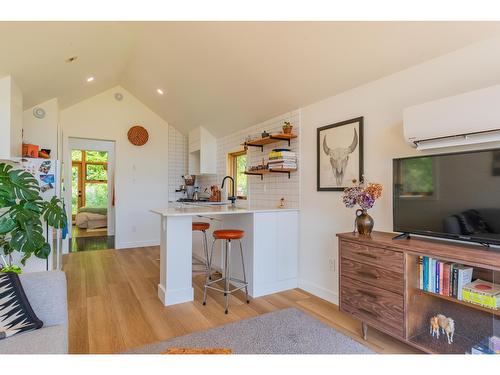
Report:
418,290,500,317
243,133,297,151
337,231,499,354
244,168,297,180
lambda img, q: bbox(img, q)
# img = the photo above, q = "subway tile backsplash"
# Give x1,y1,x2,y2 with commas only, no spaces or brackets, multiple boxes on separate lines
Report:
197,110,301,210
168,124,188,202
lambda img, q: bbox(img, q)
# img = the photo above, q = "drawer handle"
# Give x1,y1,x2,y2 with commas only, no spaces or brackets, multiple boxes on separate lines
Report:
359,308,379,318
358,271,380,280
358,289,378,299
356,252,378,259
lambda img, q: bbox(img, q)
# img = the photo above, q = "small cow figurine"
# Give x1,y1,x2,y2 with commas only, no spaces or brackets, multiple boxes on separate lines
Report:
430,314,455,344
430,316,440,338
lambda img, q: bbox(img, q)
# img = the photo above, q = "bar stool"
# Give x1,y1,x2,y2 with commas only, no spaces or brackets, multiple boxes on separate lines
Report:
192,222,210,278
203,229,249,314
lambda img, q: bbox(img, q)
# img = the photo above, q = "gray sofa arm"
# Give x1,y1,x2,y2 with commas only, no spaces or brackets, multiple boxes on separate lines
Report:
19,270,68,327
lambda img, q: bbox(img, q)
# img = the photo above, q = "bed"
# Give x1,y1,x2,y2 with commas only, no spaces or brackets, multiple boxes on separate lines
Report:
75,207,108,229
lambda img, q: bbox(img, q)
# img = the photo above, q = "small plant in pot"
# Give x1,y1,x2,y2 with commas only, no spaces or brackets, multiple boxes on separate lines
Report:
0,162,66,272
282,121,293,135
342,179,382,235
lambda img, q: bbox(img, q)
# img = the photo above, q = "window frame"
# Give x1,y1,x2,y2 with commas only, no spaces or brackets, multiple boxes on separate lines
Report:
71,150,109,214
227,149,248,200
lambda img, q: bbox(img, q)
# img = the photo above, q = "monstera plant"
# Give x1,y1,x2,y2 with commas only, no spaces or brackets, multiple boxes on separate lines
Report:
0,162,66,268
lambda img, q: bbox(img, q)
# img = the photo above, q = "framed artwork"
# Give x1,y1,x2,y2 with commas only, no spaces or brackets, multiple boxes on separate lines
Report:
317,117,363,191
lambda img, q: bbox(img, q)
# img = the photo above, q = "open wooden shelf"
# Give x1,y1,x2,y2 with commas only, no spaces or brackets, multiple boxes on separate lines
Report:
418,289,500,317
244,168,297,180
243,133,297,151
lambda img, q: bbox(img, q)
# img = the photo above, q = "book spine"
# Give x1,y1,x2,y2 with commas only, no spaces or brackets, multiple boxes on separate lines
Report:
435,260,440,294
446,264,451,296
452,265,459,298
440,262,444,295
430,259,436,292
419,257,423,290
423,257,429,292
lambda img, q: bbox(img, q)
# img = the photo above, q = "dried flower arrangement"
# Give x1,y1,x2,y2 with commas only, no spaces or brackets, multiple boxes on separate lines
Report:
342,179,382,210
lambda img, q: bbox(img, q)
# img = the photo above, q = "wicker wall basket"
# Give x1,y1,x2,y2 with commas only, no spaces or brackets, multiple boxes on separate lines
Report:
127,125,149,146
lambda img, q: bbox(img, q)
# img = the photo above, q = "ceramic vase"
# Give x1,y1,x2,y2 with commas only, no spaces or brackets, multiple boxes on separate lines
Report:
355,209,374,235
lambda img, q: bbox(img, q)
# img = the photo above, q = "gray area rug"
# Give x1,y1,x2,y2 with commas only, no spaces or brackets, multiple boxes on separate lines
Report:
128,307,374,354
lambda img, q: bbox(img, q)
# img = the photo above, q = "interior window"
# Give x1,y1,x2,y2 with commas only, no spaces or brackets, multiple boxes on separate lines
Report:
228,150,248,199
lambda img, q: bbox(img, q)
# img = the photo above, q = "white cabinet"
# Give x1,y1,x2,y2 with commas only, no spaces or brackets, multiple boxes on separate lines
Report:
188,126,216,175
252,210,299,297
0,76,23,159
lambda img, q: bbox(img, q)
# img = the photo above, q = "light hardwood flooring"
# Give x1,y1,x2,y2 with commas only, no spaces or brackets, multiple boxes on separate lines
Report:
62,246,420,354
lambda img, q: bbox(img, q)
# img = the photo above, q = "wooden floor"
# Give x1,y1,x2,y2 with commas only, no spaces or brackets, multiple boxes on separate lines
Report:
62,246,420,354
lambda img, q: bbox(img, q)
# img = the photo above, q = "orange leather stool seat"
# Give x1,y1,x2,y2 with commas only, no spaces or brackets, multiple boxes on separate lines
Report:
213,229,245,240
192,222,210,231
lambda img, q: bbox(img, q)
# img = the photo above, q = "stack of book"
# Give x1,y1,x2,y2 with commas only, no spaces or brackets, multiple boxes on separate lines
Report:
462,279,500,309
268,150,297,170
418,257,473,300
471,336,500,354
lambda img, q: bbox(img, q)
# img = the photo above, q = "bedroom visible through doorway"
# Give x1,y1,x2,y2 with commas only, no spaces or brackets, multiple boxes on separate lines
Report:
69,140,115,252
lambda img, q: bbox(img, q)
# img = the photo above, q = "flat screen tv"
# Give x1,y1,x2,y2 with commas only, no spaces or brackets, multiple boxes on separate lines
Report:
393,148,500,246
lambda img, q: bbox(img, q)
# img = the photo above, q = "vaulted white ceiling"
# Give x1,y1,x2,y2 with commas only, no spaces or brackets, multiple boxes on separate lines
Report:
2,21,500,136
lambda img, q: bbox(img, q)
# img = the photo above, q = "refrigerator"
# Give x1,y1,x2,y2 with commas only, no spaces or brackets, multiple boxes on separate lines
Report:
6,157,63,272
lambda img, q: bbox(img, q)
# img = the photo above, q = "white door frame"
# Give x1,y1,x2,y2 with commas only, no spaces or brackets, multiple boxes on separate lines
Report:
63,137,116,253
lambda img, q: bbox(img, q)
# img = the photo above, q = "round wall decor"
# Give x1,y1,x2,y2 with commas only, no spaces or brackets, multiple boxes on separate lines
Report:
127,125,149,146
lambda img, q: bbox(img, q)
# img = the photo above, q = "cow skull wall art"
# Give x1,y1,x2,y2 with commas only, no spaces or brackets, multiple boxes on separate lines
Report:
322,129,358,186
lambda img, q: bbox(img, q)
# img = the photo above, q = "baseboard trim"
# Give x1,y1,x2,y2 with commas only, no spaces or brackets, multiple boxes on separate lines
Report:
158,284,194,306
298,279,339,305
116,239,160,249
252,279,298,298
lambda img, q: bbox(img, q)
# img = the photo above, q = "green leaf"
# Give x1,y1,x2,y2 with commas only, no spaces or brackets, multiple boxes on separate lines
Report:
34,242,51,260
0,217,16,234
0,163,15,206
42,196,67,229
10,220,45,255
9,203,41,223
8,168,40,201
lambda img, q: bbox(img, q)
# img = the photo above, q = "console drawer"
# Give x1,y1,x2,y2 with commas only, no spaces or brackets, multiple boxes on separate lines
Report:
340,276,405,338
340,239,403,272
341,257,404,295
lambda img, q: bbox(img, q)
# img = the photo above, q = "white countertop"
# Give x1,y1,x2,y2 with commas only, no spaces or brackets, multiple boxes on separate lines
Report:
151,203,299,217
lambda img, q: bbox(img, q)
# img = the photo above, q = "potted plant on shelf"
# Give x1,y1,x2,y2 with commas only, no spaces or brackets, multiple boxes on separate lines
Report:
342,179,382,235
0,163,66,272
282,121,293,135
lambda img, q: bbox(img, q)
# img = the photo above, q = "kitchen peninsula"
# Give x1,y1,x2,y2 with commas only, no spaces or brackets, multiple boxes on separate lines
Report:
151,204,299,306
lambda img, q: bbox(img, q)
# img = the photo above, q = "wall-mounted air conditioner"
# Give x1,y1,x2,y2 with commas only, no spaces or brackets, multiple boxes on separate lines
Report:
403,84,500,150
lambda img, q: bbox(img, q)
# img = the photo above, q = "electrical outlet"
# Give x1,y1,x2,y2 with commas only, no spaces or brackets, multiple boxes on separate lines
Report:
329,258,336,272
132,225,137,233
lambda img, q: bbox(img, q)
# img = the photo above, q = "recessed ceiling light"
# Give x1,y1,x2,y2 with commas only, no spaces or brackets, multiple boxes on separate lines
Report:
65,56,78,63
86,76,95,83
157,88,164,95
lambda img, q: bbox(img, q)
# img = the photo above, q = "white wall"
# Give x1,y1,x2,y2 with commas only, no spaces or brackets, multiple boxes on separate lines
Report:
298,36,500,304
23,98,60,159
0,75,23,159
60,86,169,249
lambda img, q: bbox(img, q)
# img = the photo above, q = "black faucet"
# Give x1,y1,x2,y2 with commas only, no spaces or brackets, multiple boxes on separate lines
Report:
221,176,236,206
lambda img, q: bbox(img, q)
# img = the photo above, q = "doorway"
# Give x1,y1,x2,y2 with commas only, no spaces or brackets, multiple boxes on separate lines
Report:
67,138,115,252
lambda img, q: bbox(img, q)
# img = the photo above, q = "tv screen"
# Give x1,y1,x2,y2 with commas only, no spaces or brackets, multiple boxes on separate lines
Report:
393,148,500,246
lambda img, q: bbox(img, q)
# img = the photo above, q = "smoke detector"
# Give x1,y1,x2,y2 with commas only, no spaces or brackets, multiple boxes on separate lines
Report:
33,107,46,119
114,92,124,101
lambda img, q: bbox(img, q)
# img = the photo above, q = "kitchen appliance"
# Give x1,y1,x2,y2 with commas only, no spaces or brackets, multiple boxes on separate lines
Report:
7,157,63,271
393,148,500,246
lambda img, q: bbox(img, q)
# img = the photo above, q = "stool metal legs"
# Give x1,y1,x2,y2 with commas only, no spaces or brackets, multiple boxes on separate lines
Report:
202,238,249,314
239,239,249,303
193,230,211,278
